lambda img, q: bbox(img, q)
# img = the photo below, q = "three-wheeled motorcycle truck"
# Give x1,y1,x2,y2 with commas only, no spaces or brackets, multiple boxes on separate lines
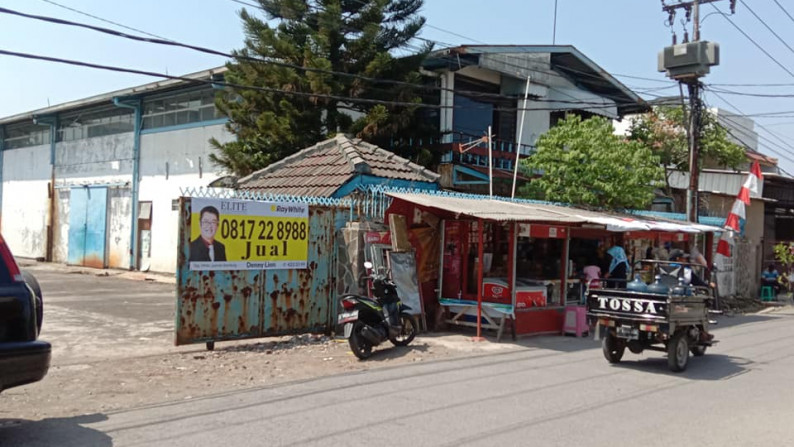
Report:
587,260,720,372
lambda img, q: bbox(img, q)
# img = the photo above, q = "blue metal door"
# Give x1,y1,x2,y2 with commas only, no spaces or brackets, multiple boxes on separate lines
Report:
68,186,108,268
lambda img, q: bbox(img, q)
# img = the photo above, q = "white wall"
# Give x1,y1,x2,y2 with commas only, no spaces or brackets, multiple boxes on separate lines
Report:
1,144,51,259
139,123,234,273
517,99,548,151
53,188,69,263
107,187,132,269
52,134,135,268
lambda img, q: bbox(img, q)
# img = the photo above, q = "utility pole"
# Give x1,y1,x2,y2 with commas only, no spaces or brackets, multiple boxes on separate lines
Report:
659,0,734,222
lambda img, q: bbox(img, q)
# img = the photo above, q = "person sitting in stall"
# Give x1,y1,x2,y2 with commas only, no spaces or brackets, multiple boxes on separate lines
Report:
761,264,781,295
689,245,708,269
652,242,671,261
666,249,714,289
604,245,629,288
582,259,602,290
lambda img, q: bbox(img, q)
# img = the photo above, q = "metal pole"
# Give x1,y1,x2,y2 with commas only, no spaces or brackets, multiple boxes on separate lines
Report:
553,0,558,44
475,218,484,340
687,82,700,222
487,126,493,198
693,0,700,41
511,76,530,199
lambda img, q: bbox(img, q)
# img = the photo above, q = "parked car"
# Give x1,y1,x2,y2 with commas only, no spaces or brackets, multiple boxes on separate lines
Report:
0,234,50,392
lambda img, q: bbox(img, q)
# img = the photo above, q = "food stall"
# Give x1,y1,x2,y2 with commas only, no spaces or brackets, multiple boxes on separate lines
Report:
382,191,721,339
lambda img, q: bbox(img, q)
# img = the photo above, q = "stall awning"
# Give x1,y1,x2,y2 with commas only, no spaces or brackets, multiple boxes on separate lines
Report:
386,192,587,223
386,192,723,233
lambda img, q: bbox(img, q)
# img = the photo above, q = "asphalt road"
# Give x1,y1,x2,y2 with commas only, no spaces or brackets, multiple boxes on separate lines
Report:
3,266,794,446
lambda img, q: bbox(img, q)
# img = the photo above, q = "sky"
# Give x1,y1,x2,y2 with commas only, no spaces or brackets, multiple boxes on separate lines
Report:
2,0,794,175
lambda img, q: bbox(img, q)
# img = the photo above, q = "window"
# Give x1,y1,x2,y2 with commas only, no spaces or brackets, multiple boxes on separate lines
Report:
58,107,134,142
3,123,51,149
142,88,222,130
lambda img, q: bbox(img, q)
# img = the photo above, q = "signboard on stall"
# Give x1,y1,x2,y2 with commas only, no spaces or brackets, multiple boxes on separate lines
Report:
388,251,424,317
518,224,567,239
189,198,309,271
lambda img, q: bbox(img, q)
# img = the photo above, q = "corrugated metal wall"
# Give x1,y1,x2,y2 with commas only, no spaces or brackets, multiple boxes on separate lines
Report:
175,196,346,346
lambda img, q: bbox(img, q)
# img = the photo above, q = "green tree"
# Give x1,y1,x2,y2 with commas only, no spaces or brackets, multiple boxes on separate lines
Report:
211,0,433,176
774,242,794,271
627,105,746,189
518,115,665,209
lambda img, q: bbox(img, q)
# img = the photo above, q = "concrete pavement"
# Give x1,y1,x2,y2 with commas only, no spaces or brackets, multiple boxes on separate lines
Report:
2,261,792,447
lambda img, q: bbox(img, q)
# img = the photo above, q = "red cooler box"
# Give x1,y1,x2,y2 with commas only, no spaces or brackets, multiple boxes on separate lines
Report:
482,277,511,304
515,279,547,308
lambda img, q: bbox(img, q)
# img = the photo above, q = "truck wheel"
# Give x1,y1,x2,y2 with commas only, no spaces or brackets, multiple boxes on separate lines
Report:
668,331,689,372
690,345,707,356
602,331,625,363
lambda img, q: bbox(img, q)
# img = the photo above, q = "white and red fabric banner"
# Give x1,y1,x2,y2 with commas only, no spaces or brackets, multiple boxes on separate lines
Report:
718,161,763,258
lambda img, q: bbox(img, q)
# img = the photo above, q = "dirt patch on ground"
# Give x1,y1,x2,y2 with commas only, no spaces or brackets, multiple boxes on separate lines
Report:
1,333,512,420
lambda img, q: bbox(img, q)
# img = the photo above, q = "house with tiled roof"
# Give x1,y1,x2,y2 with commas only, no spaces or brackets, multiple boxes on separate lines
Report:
236,134,440,197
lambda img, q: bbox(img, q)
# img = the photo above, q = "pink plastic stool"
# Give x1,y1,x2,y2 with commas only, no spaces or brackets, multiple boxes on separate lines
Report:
562,305,589,337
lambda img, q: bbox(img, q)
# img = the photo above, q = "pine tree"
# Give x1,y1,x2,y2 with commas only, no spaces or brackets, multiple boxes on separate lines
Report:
211,0,434,176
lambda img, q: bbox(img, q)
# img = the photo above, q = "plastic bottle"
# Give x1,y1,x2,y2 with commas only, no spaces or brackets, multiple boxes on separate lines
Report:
627,274,648,293
647,275,669,295
671,277,686,296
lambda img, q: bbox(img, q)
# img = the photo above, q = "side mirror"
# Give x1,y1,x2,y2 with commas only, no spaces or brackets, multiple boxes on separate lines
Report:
364,261,373,270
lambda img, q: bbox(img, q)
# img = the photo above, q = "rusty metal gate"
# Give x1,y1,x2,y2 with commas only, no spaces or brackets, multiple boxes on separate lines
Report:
175,192,351,346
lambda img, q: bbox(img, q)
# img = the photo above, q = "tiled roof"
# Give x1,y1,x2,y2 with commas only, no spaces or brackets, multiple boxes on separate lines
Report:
236,134,440,197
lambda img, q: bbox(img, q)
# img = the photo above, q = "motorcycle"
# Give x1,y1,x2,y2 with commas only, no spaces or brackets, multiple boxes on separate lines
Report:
337,261,418,359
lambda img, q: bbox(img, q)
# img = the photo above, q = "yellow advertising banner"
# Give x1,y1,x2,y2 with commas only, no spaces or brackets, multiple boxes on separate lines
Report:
189,198,309,271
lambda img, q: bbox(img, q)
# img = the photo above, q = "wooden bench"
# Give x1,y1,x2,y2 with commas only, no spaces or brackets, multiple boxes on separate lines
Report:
439,298,516,342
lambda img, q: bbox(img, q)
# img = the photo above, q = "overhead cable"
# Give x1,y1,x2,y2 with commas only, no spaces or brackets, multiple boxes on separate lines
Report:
38,0,174,41
709,2,794,79
739,0,794,59
0,5,652,109
0,48,639,113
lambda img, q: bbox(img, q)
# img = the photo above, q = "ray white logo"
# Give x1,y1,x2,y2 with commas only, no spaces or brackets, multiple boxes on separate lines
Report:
271,204,307,214
596,297,659,315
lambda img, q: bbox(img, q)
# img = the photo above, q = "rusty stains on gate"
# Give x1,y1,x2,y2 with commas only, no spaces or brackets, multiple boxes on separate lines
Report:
175,197,343,346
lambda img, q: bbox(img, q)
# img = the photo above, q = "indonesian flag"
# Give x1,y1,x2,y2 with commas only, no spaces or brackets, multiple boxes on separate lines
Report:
718,161,763,258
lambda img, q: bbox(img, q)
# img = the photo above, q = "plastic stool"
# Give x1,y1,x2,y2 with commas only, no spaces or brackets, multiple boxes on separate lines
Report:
562,305,588,337
761,286,775,302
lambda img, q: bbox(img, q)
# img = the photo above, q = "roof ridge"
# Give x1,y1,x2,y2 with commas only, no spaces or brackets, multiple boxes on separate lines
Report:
337,134,371,175
238,136,339,184
365,141,440,181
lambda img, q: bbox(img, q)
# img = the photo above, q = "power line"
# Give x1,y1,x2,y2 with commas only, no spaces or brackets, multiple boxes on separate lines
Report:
738,0,794,59
704,89,794,164
709,2,794,79
0,6,450,100
708,82,794,87
228,0,263,9
38,0,173,42
704,88,794,98
226,0,656,107
0,6,654,110
0,48,640,114
773,0,794,25
613,73,677,84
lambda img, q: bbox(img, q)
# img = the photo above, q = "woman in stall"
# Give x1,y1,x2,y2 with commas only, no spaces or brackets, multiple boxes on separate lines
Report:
604,244,630,289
